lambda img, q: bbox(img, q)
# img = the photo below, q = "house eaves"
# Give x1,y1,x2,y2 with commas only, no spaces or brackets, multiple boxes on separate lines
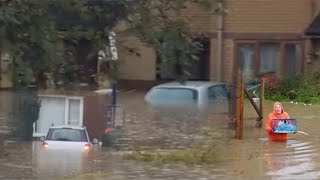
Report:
305,12,320,38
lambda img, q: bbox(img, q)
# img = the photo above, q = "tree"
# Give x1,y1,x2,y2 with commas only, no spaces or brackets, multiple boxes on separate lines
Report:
52,0,223,84
1,0,223,86
0,0,62,140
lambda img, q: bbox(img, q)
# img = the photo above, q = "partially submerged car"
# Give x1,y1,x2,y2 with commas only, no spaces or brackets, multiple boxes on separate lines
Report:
34,126,92,177
144,81,230,114
41,125,91,151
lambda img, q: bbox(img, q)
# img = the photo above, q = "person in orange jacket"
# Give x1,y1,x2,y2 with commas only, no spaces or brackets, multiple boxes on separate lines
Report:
265,102,290,141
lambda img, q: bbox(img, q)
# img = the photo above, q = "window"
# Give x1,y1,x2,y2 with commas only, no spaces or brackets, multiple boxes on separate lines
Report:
260,43,280,75
285,44,302,77
239,44,254,81
68,99,81,126
237,41,302,81
208,85,228,101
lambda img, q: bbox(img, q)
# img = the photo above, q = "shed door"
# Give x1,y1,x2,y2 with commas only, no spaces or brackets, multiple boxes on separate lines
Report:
36,97,65,135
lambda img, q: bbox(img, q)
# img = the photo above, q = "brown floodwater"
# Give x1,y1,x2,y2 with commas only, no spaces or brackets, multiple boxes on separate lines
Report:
0,91,320,180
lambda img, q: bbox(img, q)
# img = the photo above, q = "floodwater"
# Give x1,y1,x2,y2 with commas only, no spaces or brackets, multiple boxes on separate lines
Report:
1,91,320,180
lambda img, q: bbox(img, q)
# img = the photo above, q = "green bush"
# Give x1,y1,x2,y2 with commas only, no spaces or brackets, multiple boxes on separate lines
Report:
265,73,320,103
11,90,41,141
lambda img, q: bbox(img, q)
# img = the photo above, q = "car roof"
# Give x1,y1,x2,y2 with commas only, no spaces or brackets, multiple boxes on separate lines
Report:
49,125,86,130
153,81,225,89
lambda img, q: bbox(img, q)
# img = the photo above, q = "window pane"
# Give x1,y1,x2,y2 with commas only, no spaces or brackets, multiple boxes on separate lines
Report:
68,99,80,126
239,44,254,82
208,86,227,100
260,43,280,75
285,44,301,77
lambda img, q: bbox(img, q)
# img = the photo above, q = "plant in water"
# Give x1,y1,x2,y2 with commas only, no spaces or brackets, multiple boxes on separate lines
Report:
124,127,230,165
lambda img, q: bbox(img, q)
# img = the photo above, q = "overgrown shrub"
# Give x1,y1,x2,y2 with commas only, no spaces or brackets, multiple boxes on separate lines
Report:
265,73,320,103
11,90,41,141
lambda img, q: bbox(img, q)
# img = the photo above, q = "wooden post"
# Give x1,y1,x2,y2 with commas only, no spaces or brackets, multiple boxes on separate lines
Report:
255,78,265,128
244,89,261,117
239,75,244,139
235,70,244,139
260,78,265,118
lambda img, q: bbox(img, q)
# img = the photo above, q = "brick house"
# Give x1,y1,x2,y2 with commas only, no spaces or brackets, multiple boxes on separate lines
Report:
115,0,320,90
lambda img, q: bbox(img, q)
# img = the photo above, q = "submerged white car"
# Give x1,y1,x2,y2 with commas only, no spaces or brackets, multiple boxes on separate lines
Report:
41,126,92,151
145,81,230,114
35,126,92,177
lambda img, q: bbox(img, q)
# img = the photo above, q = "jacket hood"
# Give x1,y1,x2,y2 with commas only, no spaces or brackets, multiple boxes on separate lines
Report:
273,102,284,115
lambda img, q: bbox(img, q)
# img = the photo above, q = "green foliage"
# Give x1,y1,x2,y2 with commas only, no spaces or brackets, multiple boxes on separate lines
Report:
265,73,320,103
0,0,62,89
11,90,41,141
134,21,203,82
125,148,217,165
1,0,222,86
54,0,222,83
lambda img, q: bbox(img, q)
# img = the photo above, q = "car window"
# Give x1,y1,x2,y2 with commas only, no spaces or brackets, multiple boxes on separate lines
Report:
207,85,228,101
46,128,88,142
146,88,198,102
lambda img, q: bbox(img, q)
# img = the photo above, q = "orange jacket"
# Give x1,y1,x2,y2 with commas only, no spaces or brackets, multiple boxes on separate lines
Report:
265,102,290,141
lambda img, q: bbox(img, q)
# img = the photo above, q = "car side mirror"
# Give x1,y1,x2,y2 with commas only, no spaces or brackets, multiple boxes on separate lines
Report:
40,136,45,142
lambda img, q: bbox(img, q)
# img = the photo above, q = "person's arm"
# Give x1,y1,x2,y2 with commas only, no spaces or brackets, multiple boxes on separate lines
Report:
265,114,273,133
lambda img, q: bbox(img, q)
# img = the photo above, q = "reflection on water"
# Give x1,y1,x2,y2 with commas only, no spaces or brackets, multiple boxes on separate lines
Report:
0,91,320,179
32,141,88,178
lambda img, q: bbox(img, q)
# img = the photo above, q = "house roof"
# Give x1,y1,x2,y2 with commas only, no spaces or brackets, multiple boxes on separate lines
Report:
305,13,320,37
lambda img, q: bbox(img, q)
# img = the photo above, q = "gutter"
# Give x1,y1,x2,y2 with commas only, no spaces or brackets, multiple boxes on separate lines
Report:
216,1,224,81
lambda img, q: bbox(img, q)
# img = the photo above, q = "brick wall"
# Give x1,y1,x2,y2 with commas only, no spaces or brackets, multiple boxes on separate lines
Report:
115,1,319,83
222,39,235,83
115,2,217,82
83,94,109,141
224,0,312,33
182,3,217,33
210,38,218,81
117,33,156,81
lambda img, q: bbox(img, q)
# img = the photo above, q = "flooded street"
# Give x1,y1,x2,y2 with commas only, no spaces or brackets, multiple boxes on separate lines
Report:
1,91,320,179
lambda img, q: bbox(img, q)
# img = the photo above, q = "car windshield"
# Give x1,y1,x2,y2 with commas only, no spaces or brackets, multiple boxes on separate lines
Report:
146,88,198,102
46,128,88,142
